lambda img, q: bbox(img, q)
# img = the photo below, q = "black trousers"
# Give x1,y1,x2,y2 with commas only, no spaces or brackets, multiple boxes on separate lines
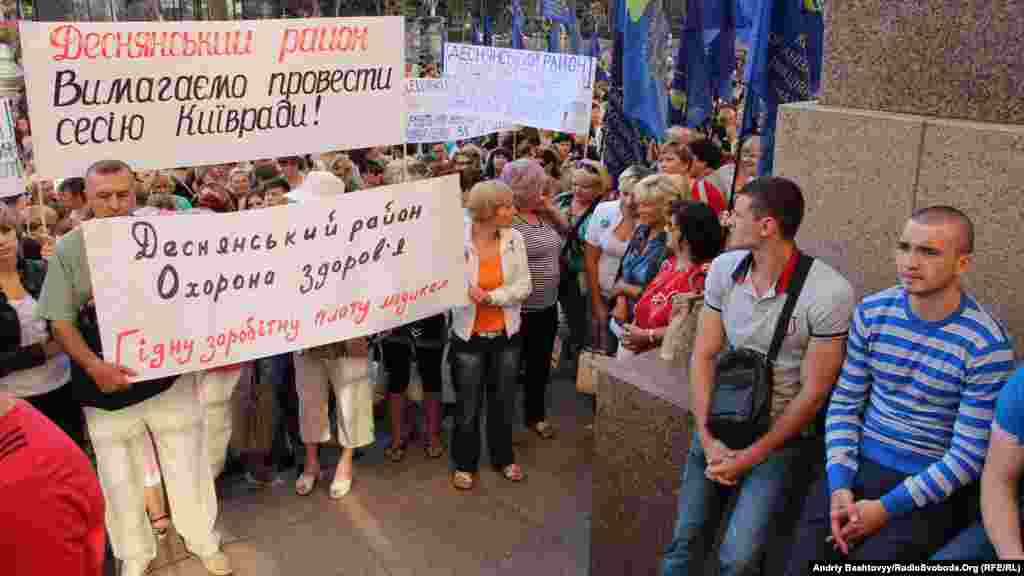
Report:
519,305,558,427
382,341,443,395
451,333,520,473
784,458,964,575
558,270,589,357
26,382,85,447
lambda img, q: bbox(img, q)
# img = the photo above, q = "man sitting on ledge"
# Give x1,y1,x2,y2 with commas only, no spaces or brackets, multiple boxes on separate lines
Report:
661,177,855,576
785,206,1015,571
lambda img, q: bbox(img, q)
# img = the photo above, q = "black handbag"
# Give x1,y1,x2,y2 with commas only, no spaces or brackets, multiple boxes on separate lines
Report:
707,254,814,449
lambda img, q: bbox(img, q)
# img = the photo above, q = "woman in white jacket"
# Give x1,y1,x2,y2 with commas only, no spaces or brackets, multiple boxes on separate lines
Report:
450,181,532,491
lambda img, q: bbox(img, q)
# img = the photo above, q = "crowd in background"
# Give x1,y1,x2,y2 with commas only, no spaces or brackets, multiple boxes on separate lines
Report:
7,67,1024,576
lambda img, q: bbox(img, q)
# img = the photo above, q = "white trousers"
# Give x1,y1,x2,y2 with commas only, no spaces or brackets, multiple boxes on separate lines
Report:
196,367,242,478
83,375,219,564
294,353,375,449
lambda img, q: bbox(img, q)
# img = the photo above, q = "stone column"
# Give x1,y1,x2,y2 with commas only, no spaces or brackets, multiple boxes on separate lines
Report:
775,0,1024,354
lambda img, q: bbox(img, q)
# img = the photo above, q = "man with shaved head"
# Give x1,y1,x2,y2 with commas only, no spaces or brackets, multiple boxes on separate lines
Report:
785,206,1015,569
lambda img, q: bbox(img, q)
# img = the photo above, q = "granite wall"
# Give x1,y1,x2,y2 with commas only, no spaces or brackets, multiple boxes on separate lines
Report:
775,102,1024,355
819,0,1024,125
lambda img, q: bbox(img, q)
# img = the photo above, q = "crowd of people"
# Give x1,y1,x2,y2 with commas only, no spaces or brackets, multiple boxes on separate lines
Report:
3,83,1024,576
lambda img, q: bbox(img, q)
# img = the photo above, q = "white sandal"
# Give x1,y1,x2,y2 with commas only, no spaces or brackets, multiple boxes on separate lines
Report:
329,477,352,499
295,472,317,496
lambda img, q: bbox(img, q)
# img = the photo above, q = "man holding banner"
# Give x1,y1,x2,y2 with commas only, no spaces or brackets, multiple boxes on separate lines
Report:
37,160,232,576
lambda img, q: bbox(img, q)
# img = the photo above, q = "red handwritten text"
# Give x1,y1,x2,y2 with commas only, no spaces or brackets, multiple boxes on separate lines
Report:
199,317,301,364
116,329,196,369
313,299,371,328
379,279,450,317
50,24,255,62
278,23,369,63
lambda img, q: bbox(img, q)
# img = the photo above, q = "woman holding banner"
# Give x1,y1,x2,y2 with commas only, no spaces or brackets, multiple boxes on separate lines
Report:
451,180,532,490
290,172,375,499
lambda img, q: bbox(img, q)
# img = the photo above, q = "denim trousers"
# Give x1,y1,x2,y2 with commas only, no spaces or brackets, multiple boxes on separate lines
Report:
784,457,961,574
661,431,807,576
930,520,997,561
451,332,521,473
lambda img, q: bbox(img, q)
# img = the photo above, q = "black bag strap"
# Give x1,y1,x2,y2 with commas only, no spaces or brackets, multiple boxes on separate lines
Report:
766,253,814,364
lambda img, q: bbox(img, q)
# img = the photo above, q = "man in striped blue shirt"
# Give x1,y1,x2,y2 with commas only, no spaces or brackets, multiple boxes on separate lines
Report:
786,206,1015,571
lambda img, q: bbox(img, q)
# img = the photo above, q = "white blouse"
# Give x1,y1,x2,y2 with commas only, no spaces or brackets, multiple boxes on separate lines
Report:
1,295,70,398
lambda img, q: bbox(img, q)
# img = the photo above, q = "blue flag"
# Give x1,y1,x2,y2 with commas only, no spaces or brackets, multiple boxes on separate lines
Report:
548,23,560,52
707,0,736,103
542,0,572,23
668,0,712,129
483,16,493,46
589,35,608,83
622,0,670,138
568,9,580,54
741,0,824,175
511,0,525,50
470,17,481,46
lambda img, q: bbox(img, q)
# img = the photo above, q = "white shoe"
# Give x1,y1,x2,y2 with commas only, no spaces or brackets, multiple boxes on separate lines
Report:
121,558,152,576
199,550,233,575
329,477,352,499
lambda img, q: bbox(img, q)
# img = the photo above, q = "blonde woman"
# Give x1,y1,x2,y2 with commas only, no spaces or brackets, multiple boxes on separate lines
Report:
451,180,532,490
584,164,654,353
609,174,679,341
555,159,612,361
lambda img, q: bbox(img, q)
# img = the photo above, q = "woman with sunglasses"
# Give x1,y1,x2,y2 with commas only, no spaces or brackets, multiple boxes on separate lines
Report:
553,159,611,371
609,174,679,349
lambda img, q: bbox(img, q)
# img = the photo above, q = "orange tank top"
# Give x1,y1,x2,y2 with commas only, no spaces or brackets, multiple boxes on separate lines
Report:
473,253,506,334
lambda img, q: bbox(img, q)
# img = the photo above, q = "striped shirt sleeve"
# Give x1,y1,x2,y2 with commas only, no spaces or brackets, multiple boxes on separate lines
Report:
826,304,872,493
879,341,1016,516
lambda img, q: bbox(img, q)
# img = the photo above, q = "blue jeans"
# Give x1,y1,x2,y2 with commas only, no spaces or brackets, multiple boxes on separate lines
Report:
931,520,996,561
661,431,806,576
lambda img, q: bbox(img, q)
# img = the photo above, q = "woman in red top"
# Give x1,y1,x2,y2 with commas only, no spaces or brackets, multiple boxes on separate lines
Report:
619,200,724,357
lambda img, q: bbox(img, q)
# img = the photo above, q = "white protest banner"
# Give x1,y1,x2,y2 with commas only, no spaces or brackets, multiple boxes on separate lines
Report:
442,43,595,135
405,77,511,144
83,175,466,380
20,18,405,178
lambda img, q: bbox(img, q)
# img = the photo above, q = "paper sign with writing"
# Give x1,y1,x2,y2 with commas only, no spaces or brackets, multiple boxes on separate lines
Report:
83,175,466,380
405,77,511,143
442,43,596,135
20,18,405,178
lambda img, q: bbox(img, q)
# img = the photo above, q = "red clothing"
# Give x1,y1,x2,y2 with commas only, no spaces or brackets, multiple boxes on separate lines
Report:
692,178,727,216
633,258,710,330
0,401,106,576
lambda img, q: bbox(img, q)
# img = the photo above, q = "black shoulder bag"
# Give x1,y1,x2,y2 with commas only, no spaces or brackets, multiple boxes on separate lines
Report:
707,254,814,450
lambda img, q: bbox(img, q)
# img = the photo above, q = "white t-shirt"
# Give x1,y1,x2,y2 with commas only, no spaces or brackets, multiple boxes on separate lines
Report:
584,200,629,298
0,295,70,398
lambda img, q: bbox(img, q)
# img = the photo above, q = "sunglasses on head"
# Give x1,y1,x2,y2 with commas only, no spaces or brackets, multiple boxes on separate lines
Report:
575,160,600,175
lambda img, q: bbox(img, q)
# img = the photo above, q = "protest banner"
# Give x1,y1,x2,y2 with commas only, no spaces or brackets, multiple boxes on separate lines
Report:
83,175,466,380
20,18,406,178
442,43,596,135
406,77,511,144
